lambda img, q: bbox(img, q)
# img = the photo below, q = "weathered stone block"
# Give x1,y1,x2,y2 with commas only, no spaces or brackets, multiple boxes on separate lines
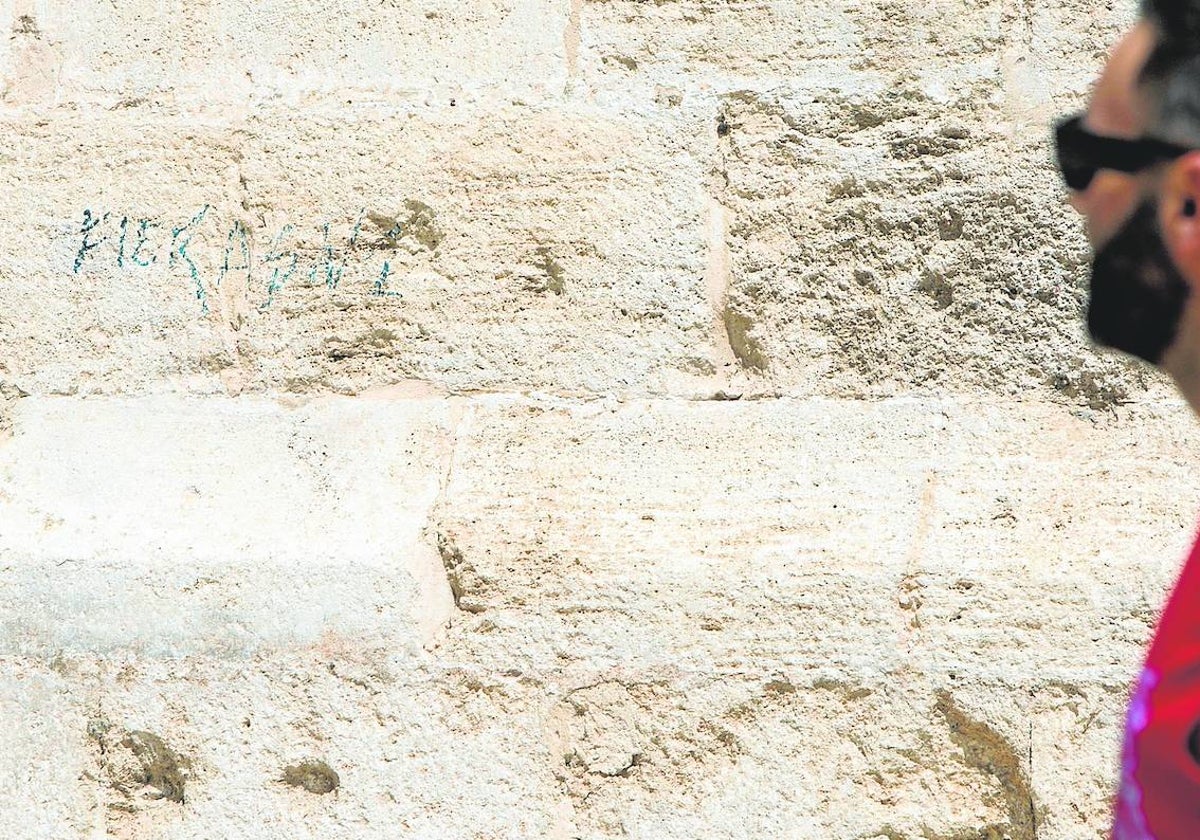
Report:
579,0,1134,104
0,656,565,840
711,82,1164,405
1,106,713,397
436,397,1197,676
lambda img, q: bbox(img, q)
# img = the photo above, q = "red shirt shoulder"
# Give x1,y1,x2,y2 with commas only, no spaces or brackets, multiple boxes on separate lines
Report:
1113,536,1200,839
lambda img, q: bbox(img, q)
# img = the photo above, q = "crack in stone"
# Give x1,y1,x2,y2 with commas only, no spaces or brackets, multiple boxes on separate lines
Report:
935,690,1036,840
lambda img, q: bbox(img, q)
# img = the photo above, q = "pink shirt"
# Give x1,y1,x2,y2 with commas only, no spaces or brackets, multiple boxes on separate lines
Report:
1113,534,1200,838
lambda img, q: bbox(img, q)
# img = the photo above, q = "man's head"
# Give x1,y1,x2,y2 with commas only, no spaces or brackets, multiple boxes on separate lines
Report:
1062,3,1200,399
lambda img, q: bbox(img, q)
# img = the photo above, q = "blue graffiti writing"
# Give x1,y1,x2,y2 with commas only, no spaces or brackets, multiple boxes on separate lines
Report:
74,209,109,273
73,206,405,314
115,216,159,269
309,210,364,291
220,220,252,287
373,260,401,297
260,223,297,311
130,219,158,267
170,205,211,312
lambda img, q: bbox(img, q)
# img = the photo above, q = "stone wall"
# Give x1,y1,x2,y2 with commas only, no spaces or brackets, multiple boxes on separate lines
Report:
0,0,1194,837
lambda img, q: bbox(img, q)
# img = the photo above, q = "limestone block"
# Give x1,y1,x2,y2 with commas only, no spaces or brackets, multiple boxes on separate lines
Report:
0,656,565,840
435,397,1198,673
709,81,1164,405
0,395,457,656
1,105,712,397
0,0,567,109
578,0,1135,104
431,395,1200,835
543,674,1105,839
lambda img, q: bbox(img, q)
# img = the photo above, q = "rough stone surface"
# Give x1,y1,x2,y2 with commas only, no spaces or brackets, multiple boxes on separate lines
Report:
693,7,1148,405
3,108,710,397
1,0,1194,838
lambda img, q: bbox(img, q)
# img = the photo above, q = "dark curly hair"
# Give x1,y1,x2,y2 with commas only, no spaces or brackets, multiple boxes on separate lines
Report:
1142,0,1200,43
1140,0,1200,143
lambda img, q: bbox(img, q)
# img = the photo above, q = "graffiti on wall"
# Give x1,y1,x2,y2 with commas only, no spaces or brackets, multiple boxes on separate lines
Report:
70,202,442,312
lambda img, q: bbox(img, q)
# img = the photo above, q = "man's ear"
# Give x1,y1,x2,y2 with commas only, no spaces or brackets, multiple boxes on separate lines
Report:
1160,152,1200,289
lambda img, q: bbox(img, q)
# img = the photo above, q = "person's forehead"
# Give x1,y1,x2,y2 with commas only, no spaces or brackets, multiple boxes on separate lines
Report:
1085,20,1160,139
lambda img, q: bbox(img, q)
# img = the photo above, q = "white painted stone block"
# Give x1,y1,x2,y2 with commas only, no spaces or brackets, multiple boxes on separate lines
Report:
0,395,457,656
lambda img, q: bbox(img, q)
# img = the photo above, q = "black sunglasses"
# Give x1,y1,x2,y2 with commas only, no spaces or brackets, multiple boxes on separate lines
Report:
1054,113,1194,191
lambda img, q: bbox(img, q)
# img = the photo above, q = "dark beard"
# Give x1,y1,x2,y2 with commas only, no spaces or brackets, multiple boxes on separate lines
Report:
1088,199,1191,364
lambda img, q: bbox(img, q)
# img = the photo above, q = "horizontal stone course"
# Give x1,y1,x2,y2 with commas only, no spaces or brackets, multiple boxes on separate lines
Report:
0,653,1133,839
3,393,1190,667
